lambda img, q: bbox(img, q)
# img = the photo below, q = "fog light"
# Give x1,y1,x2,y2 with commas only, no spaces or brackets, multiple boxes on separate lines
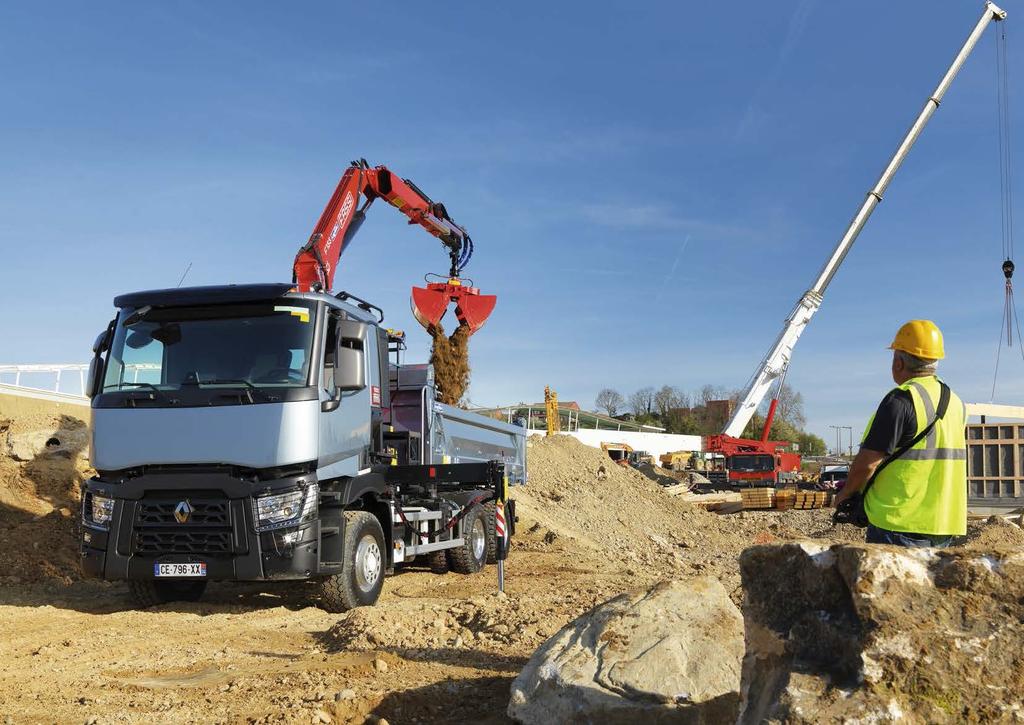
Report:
281,531,300,544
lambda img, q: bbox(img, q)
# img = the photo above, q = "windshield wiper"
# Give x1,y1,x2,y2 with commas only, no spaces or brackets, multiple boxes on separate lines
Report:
110,383,173,407
184,378,260,403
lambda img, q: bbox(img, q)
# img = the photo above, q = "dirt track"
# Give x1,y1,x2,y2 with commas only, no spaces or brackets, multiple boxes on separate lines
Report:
0,540,631,725
8,395,1010,724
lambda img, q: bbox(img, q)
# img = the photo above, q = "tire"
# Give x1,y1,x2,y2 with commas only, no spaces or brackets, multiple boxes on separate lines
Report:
319,511,386,613
129,579,207,607
427,549,449,574
483,501,498,564
449,505,489,574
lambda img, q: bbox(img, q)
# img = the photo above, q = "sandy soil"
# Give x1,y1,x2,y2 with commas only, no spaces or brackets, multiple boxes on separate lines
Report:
0,397,1013,724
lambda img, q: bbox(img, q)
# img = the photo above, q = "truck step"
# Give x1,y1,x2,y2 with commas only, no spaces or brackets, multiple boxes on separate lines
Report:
320,526,340,537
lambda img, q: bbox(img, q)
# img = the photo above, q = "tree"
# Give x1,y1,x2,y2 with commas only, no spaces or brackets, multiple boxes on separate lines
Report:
629,386,656,417
595,388,625,417
797,432,827,456
654,385,686,418
775,384,806,429
666,408,702,435
698,384,727,407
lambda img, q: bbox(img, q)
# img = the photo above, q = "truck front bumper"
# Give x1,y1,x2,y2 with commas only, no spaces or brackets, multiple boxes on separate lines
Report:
80,469,332,582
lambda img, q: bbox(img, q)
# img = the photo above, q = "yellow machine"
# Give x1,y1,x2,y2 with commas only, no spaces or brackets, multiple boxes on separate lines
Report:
659,451,703,471
601,442,634,467
544,385,560,436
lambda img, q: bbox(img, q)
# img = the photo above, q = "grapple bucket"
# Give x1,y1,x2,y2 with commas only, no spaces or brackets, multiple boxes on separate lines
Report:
411,279,496,335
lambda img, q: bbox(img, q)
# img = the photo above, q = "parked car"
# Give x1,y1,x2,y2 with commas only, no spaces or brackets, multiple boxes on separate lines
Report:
817,466,849,491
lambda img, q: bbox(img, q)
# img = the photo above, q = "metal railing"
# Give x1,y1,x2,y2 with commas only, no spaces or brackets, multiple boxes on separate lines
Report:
0,363,160,395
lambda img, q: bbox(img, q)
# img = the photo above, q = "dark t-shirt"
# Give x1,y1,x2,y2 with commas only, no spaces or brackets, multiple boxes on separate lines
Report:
861,388,918,455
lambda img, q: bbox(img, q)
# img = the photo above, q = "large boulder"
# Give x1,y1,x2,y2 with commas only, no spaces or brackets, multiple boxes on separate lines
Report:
738,541,1024,724
508,577,743,724
4,423,89,462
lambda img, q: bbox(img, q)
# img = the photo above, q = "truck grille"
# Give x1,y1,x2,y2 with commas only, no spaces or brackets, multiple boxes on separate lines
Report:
136,530,232,554
136,499,230,527
133,496,233,555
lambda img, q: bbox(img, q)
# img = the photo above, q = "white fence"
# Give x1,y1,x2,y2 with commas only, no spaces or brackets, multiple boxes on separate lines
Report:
0,363,161,397
0,364,90,395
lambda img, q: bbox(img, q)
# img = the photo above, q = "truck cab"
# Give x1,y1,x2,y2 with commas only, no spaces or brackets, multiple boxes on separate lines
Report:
81,283,525,610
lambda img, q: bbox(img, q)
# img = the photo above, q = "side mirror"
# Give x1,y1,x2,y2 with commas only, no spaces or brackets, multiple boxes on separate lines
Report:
333,319,367,392
86,322,114,399
84,356,102,398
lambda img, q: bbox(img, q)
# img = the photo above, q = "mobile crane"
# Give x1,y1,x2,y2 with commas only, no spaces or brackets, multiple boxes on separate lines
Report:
707,2,1007,486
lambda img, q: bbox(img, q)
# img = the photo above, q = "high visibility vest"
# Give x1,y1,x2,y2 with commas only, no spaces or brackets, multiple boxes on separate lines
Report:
862,375,967,536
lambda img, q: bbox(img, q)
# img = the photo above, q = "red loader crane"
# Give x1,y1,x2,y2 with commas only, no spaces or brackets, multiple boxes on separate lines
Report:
292,159,496,334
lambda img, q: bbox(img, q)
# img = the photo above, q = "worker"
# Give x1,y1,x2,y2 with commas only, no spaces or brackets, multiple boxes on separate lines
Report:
835,320,966,547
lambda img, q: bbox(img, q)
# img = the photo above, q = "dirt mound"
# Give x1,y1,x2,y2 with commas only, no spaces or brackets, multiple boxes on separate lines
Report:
326,590,554,655
0,394,91,585
965,515,1024,550
429,323,471,406
513,435,762,597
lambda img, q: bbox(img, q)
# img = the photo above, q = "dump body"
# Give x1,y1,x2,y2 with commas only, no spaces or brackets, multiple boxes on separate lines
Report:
80,283,523,609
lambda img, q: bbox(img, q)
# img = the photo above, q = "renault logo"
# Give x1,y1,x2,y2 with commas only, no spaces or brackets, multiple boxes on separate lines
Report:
174,500,194,524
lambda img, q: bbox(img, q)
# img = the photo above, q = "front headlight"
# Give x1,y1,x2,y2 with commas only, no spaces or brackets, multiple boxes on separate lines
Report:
83,492,114,529
253,484,318,531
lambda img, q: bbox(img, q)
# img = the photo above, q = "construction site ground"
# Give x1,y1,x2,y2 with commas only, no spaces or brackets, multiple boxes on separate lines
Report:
3,394,1022,724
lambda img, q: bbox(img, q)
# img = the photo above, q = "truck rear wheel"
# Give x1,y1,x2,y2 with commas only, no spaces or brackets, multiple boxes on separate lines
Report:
428,549,450,574
129,579,207,607
319,511,386,613
449,505,489,574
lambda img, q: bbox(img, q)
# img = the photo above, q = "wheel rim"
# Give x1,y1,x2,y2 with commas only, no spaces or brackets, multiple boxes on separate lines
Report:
471,517,486,561
355,533,382,591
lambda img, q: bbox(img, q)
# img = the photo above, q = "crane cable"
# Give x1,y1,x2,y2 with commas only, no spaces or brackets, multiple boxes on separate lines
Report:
990,22,1024,401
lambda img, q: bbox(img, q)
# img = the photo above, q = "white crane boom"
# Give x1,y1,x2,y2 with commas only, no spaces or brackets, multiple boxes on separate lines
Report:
723,1,1007,439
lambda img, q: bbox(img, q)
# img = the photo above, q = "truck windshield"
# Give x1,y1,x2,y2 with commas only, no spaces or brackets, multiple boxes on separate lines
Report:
102,301,316,394
729,454,774,472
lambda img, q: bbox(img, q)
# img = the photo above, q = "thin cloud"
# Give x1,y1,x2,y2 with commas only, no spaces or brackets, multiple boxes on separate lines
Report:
655,234,691,301
736,0,817,141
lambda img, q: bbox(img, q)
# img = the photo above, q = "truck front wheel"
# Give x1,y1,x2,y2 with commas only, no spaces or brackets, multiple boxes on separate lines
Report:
449,506,489,574
319,511,386,612
129,580,207,607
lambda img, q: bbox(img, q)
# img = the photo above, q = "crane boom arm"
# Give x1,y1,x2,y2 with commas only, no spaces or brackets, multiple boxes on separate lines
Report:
293,160,472,293
723,1,1007,439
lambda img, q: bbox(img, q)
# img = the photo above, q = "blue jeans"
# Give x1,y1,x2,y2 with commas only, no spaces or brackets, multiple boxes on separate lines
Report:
866,524,951,549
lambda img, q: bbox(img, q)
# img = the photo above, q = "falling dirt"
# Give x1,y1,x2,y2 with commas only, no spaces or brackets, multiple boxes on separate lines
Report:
1,396,1021,723
429,322,471,405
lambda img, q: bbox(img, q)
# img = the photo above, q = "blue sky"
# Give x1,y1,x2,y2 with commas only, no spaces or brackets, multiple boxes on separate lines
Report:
1,1,1022,443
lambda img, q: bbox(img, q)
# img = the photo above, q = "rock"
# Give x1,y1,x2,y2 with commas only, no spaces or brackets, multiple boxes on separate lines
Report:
373,658,388,673
5,426,89,462
508,577,743,724
737,542,1024,724
313,710,332,724
335,688,356,702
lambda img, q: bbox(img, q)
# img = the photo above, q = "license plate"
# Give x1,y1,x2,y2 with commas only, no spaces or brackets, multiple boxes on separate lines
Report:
154,562,207,577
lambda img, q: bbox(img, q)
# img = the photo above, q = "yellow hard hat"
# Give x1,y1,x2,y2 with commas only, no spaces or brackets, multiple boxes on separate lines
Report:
889,319,945,360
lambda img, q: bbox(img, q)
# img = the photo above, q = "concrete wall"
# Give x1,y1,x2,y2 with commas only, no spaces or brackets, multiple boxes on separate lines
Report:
530,429,702,465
